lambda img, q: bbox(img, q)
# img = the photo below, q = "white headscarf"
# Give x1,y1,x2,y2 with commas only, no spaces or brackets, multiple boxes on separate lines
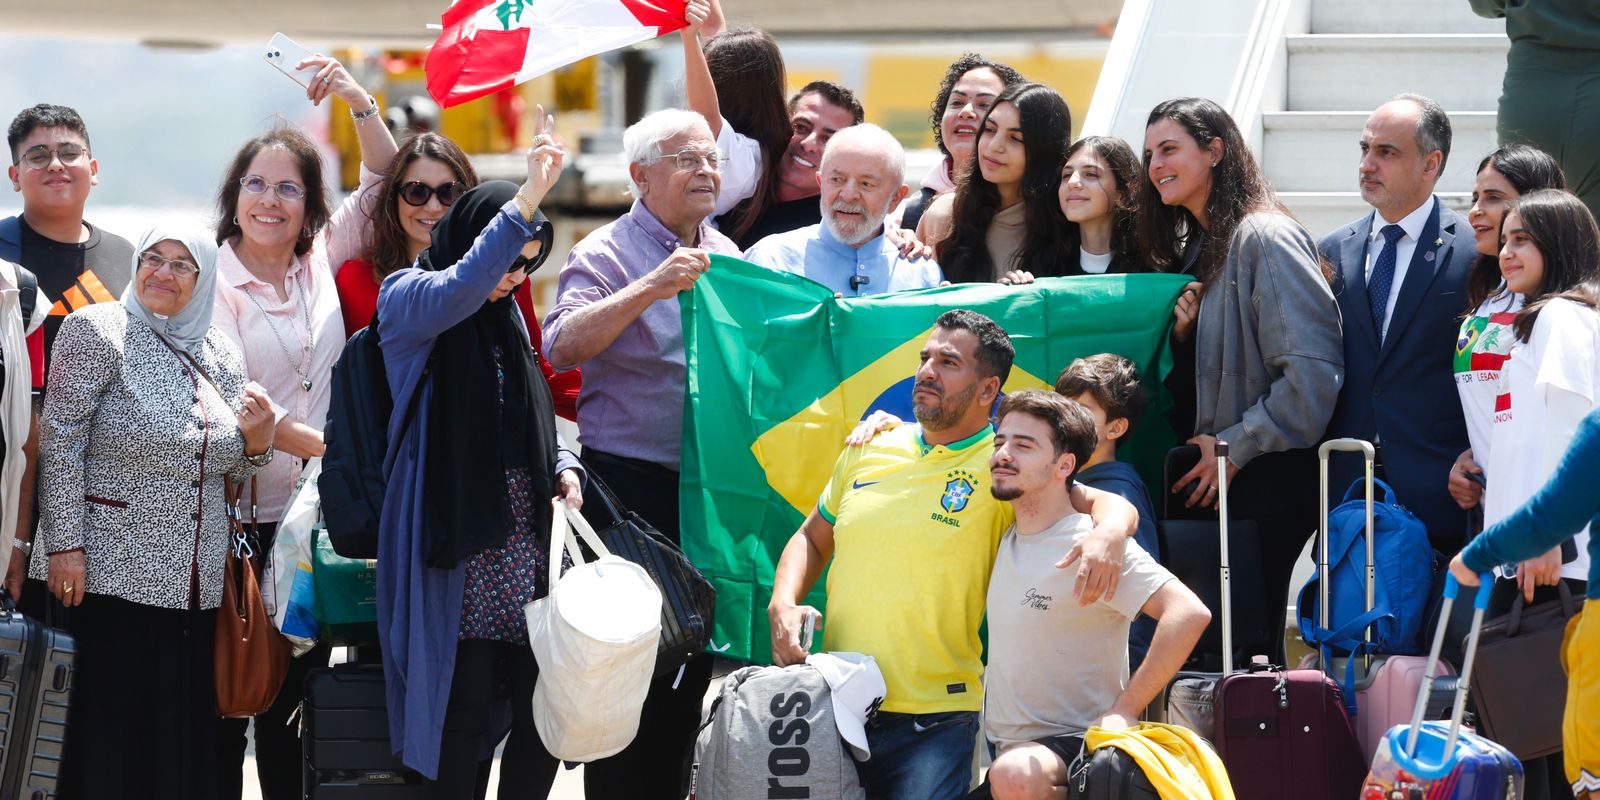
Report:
123,224,220,359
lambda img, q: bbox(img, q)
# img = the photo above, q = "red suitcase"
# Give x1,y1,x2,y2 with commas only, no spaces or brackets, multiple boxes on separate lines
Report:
1166,442,1366,800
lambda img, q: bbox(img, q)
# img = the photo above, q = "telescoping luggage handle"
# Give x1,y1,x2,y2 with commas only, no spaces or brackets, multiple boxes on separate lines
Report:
1393,571,1495,774
1318,438,1377,671
1216,441,1234,677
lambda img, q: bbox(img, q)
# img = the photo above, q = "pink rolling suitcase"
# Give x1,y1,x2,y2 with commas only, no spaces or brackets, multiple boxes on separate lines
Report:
1299,439,1456,764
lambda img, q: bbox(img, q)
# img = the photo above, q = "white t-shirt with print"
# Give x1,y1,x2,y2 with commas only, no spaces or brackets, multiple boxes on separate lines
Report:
983,511,1174,748
1485,298,1598,581
1454,292,1522,462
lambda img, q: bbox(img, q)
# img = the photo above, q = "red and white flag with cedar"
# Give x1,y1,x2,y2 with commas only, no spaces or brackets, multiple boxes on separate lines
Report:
426,0,688,108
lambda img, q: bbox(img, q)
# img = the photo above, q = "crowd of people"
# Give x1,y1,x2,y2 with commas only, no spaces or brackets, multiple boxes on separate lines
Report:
3,0,1600,797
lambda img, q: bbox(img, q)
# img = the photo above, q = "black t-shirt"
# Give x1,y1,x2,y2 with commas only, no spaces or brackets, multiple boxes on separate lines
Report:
721,196,823,251
18,217,132,388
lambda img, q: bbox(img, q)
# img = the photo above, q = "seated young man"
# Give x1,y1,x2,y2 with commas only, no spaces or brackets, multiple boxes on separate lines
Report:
1054,354,1161,668
979,391,1210,800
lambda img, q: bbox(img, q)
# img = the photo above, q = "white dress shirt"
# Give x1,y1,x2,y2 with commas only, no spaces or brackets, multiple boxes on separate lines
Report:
1364,196,1437,340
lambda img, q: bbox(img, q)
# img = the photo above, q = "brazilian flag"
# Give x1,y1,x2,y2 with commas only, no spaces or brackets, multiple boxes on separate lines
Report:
680,256,1191,663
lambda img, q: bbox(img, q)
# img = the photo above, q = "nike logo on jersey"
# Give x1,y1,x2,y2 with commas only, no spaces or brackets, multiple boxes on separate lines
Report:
851,480,879,490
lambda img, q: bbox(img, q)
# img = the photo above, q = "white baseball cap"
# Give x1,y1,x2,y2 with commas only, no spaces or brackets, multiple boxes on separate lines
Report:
807,652,887,761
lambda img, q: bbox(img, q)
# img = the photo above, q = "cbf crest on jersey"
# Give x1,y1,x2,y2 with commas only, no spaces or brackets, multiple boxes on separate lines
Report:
941,470,976,514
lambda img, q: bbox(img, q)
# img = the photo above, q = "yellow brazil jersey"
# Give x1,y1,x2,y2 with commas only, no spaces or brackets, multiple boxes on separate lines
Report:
817,423,1015,714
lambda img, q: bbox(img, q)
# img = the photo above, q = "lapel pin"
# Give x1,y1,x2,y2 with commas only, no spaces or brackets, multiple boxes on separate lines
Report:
1434,238,1443,246
1425,251,1436,262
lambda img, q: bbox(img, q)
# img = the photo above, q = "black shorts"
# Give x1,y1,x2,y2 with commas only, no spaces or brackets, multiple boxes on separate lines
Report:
966,734,1086,799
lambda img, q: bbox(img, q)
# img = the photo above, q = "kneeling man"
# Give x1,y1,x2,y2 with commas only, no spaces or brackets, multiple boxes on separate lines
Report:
982,391,1210,800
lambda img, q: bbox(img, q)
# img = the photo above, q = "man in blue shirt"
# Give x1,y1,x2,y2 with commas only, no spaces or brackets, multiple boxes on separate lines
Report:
743,123,941,296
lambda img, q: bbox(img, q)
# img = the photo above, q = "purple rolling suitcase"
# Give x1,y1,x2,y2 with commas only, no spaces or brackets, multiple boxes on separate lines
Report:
1165,443,1366,800
1362,573,1523,800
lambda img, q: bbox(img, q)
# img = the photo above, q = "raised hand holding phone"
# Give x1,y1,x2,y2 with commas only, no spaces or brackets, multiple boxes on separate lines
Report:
262,32,319,89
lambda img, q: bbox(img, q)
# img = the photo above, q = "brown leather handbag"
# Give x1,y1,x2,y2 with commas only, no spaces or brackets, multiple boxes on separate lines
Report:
215,477,290,718
1468,579,1578,760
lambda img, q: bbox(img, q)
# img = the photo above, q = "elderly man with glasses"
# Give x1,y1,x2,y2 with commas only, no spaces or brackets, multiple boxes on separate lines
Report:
542,107,736,800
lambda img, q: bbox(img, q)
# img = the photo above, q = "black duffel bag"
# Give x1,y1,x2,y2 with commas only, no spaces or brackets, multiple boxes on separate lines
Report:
580,469,717,677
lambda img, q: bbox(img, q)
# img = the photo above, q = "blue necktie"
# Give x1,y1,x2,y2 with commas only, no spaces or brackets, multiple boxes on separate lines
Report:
1367,224,1405,339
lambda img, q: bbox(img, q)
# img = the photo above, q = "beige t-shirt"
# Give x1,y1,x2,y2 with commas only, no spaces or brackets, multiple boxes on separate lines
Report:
983,511,1174,748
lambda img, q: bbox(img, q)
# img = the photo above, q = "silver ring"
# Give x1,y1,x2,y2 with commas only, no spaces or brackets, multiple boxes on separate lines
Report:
1206,485,1217,493
322,76,333,84
532,134,553,147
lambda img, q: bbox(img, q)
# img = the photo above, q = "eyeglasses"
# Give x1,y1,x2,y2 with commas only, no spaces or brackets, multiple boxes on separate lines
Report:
238,175,307,202
398,180,462,207
659,148,721,173
137,252,201,279
18,144,87,170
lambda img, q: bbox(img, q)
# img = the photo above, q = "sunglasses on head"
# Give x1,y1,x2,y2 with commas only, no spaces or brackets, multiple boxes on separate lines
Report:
399,181,461,207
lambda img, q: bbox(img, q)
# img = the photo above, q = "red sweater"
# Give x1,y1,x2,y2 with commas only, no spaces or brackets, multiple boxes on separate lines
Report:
335,259,581,420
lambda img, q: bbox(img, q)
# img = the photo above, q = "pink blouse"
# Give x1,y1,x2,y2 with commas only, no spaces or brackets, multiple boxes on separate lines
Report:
213,164,380,522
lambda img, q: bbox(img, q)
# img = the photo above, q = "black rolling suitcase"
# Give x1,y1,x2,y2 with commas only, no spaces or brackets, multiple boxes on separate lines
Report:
303,663,428,797
0,588,74,799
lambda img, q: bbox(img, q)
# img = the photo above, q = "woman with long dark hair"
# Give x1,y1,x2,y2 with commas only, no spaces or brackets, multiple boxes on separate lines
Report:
1483,188,1599,596
1449,144,1565,514
891,53,1025,231
1471,190,1600,800
919,82,1073,284
375,111,583,797
332,131,580,418
679,0,791,245
1059,135,1145,275
1140,97,1344,663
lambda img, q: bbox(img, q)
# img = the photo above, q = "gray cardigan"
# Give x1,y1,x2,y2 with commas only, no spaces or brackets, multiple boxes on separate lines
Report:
1194,212,1344,468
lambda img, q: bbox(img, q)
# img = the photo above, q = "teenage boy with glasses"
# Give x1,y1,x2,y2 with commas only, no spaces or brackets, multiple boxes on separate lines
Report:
4,104,132,383
4,104,129,614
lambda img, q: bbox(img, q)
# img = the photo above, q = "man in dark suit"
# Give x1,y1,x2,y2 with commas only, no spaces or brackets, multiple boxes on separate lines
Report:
1318,93,1474,553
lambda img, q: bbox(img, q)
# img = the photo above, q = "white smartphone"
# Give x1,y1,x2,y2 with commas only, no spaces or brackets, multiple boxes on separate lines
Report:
263,32,319,89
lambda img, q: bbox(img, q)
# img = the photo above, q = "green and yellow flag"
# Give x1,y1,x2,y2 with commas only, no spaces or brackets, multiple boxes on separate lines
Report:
679,256,1190,663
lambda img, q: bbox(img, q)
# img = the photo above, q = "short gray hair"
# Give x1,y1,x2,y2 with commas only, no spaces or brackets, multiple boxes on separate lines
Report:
820,123,906,185
1390,93,1452,173
623,108,711,194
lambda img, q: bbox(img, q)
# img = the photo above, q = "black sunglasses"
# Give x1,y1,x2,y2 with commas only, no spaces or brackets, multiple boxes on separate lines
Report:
508,254,538,275
398,180,461,207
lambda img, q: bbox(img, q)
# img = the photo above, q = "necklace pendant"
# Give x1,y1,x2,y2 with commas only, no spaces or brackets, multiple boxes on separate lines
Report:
302,379,312,391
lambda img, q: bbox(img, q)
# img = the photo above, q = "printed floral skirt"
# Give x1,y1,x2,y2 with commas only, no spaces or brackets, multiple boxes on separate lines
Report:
458,468,568,643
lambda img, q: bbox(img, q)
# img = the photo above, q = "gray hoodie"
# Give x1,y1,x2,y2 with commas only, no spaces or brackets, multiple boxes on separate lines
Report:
1194,211,1345,468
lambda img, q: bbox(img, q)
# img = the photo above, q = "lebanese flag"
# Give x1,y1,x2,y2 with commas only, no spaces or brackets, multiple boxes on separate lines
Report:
426,0,688,108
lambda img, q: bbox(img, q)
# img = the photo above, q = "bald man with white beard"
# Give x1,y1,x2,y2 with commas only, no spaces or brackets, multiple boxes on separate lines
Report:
743,123,943,296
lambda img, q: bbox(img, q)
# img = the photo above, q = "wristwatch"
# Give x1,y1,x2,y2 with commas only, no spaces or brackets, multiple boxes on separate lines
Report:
11,537,31,557
244,446,275,468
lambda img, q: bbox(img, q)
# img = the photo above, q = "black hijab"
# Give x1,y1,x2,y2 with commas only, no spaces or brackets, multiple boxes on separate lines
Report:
416,180,558,568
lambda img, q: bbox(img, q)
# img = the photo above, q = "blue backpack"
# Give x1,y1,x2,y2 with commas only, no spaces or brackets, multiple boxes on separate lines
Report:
1297,477,1436,659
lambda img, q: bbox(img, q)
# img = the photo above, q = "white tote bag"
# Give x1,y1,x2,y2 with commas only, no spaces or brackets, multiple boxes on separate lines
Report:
526,499,662,762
